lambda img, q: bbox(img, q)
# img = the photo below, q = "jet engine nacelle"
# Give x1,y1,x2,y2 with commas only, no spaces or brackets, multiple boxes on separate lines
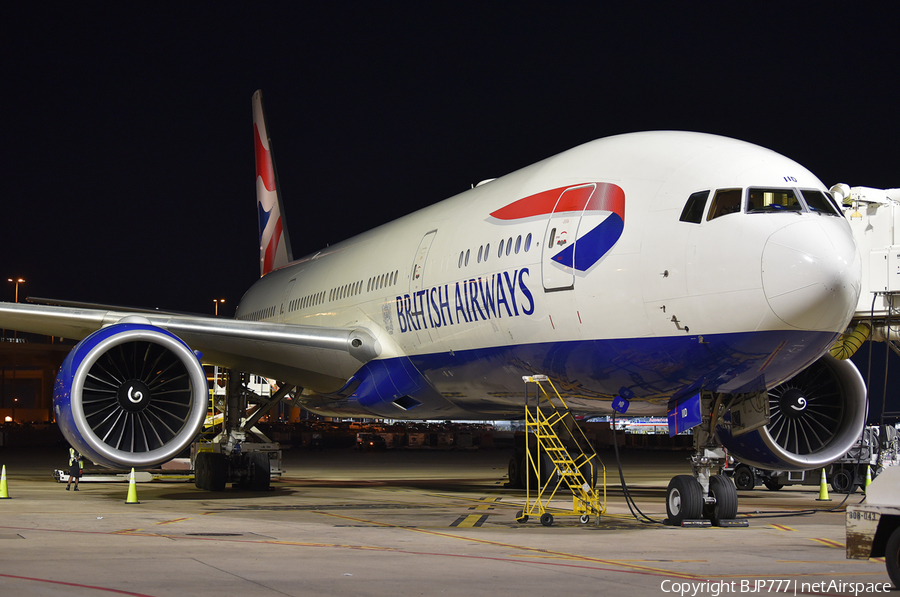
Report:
54,323,208,469
717,354,867,471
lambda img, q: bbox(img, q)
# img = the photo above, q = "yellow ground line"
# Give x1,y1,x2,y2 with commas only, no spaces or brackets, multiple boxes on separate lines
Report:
155,518,191,526
712,570,889,580
514,554,708,563
472,497,499,511
452,515,486,528
427,494,511,506
312,510,702,579
778,560,883,564
809,538,844,548
768,524,796,531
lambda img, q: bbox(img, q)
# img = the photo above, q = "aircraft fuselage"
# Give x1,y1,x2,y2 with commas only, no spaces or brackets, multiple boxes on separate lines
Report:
237,131,860,419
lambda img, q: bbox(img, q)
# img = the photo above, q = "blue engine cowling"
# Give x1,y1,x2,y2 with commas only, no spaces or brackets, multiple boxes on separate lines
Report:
54,322,208,469
716,354,867,470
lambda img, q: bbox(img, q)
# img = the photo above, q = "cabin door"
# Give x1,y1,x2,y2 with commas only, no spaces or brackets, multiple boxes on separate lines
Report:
541,184,596,291
278,278,296,322
410,230,437,295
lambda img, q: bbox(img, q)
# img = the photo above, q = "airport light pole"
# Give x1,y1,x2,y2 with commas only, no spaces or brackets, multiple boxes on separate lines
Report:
213,299,225,316
6,279,24,340
7,278,24,303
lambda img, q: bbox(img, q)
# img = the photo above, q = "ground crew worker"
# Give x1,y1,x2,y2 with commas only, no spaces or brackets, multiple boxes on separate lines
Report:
66,447,83,491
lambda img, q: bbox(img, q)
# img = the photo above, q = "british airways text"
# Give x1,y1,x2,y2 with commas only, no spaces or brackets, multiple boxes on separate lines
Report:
395,268,534,334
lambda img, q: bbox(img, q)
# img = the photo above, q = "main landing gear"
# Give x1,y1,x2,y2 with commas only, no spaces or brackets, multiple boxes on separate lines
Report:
665,392,743,527
193,370,294,492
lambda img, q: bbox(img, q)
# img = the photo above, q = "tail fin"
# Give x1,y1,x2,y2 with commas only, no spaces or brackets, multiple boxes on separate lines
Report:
253,90,293,277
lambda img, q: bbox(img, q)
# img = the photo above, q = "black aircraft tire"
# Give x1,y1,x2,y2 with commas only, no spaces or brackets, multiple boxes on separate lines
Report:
666,475,703,525
508,457,522,488
733,465,756,491
248,452,271,492
763,479,784,491
831,468,857,493
194,452,209,490
520,455,530,488
578,459,598,490
208,453,227,492
536,453,554,487
706,475,738,526
886,526,900,589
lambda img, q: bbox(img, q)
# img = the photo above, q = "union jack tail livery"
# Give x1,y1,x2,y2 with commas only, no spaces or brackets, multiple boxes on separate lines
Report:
253,90,293,277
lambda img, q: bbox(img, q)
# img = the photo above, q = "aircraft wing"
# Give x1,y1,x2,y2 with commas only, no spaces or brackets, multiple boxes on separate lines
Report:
0,301,379,392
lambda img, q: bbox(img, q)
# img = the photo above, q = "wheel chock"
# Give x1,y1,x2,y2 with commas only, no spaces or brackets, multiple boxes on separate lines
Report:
678,519,711,527
717,519,749,527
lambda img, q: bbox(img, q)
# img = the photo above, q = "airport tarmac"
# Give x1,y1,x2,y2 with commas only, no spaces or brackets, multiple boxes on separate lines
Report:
0,445,892,596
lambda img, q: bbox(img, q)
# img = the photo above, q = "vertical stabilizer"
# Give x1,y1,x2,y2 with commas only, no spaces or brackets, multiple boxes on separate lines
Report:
253,90,293,277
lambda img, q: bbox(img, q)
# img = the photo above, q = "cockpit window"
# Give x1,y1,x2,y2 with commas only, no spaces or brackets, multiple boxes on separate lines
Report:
707,188,742,221
800,189,841,216
746,188,802,213
679,190,709,224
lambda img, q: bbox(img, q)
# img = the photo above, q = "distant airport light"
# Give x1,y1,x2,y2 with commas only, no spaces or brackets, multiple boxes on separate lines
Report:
6,278,25,339
3,416,10,423
7,278,25,303
213,299,225,316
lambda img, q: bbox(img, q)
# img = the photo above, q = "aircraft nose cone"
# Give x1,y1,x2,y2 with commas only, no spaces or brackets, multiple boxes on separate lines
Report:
761,219,860,331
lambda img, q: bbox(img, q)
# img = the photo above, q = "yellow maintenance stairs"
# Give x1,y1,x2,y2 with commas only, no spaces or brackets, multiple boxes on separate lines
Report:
515,375,606,526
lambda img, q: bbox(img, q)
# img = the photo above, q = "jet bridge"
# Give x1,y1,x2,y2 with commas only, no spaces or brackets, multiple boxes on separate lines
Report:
836,184,900,427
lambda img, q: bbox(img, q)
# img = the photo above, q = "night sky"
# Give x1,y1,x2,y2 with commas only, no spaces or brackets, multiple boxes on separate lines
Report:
4,4,898,316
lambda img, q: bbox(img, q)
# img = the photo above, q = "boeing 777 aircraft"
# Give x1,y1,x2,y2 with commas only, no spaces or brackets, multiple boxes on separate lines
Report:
0,91,865,524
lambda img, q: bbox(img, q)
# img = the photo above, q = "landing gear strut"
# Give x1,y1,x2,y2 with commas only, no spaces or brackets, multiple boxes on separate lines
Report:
665,392,742,526
193,369,295,492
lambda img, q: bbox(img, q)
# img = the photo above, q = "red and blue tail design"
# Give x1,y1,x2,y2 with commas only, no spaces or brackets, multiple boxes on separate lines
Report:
490,183,625,271
253,90,293,277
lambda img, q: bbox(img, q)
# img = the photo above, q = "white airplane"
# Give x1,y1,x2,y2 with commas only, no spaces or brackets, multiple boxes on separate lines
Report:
0,91,866,524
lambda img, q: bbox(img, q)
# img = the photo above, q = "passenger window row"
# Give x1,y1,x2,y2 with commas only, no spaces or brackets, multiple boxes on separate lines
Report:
367,270,399,293
331,280,363,302
240,305,276,321
457,232,533,268
329,269,401,303
288,291,326,313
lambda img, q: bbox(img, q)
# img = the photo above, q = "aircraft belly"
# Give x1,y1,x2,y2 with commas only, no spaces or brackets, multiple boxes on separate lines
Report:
300,329,839,419
444,331,830,406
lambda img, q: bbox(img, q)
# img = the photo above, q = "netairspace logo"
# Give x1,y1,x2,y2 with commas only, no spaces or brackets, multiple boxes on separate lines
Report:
659,579,892,596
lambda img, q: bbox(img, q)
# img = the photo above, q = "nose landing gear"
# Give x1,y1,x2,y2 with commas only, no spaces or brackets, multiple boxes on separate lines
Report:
665,392,744,527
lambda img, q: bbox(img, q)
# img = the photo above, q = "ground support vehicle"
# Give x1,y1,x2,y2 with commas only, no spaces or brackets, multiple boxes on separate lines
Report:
514,376,606,527
355,432,387,451
846,465,900,588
